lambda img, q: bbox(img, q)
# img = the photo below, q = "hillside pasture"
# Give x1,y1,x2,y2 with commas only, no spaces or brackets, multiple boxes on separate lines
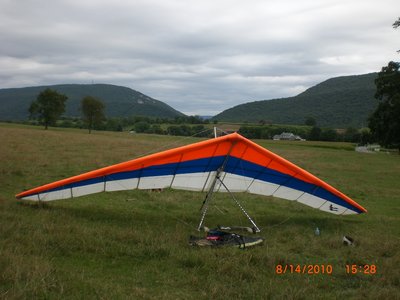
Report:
0,124,399,299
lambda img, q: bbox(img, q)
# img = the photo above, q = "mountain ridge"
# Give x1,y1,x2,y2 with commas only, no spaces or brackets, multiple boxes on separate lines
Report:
0,83,184,120
213,73,378,128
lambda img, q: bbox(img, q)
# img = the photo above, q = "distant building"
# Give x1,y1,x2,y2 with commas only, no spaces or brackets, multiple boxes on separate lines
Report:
273,132,305,141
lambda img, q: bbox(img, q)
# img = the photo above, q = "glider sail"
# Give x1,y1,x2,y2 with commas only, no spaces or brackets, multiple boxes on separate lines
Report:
16,133,366,215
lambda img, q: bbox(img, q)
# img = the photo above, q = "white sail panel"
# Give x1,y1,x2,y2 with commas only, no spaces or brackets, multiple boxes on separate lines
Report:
105,178,139,192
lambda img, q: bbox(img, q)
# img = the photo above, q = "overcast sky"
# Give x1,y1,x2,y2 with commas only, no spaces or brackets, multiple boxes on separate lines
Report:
1,0,398,115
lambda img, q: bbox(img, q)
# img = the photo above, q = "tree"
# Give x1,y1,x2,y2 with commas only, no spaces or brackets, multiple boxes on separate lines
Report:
81,96,105,134
394,17,400,28
359,127,373,145
305,116,316,126
308,126,321,141
320,128,338,142
29,89,68,129
344,127,361,143
134,121,150,133
394,17,400,52
368,61,400,150
150,124,165,135
259,120,266,126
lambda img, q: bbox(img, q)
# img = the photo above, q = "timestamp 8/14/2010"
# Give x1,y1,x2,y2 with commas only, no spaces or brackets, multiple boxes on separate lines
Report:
275,264,377,275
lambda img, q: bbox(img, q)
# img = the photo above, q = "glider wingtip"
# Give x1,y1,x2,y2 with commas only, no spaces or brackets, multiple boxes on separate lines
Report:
355,206,367,214
357,202,367,214
15,190,29,200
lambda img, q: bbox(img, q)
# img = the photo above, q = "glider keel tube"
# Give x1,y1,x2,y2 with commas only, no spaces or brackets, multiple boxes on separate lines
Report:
16,133,367,215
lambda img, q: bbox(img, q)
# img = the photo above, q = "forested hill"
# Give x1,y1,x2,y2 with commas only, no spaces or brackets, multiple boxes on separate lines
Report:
213,73,378,128
0,84,184,120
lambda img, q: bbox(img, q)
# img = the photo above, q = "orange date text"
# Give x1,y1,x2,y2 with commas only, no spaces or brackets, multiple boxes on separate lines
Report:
275,264,333,275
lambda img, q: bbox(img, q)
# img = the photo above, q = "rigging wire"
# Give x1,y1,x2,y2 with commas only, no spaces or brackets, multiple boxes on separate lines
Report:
266,216,292,228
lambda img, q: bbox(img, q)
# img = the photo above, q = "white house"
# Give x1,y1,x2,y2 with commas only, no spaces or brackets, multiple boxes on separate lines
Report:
273,132,305,141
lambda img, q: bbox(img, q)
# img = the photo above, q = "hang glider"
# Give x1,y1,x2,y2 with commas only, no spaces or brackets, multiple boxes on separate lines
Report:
16,133,367,219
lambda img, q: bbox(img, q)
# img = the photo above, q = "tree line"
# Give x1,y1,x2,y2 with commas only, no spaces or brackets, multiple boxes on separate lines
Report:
27,90,212,134
238,125,372,144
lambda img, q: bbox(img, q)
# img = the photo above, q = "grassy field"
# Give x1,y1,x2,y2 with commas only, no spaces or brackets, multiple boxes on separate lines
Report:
0,123,399,299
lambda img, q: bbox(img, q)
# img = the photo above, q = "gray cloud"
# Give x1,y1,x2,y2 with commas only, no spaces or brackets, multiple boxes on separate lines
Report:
0,0,398,115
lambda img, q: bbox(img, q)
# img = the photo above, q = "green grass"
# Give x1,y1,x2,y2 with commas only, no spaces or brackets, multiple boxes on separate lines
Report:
1,123,399,299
